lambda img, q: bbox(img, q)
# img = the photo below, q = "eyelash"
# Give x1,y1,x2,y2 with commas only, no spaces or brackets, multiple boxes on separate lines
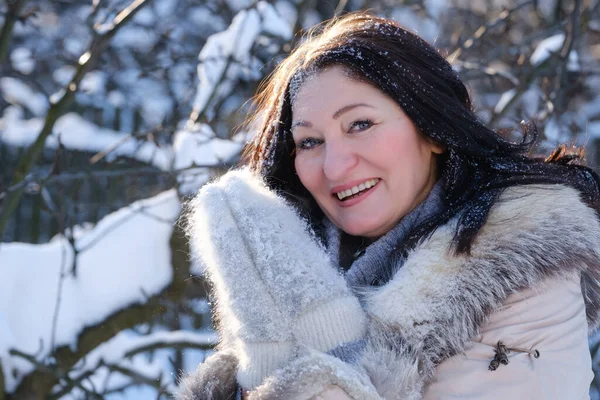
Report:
297,137,323,150
296,119,375,151
348,119,374,132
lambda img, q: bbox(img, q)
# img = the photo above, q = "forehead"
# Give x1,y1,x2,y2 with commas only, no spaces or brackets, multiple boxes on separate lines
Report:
291,67,384,115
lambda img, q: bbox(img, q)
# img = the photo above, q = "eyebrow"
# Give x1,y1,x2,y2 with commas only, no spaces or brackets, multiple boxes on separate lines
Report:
332,103,373,119
291,103,374,131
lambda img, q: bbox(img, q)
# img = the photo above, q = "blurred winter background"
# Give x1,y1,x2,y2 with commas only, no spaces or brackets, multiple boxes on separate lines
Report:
0,0,599,398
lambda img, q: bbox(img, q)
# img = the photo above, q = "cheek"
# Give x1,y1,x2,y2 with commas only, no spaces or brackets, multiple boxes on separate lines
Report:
294,155,321,193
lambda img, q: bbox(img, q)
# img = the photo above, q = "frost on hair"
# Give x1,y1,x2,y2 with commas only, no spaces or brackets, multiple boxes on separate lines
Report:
288,66,320,106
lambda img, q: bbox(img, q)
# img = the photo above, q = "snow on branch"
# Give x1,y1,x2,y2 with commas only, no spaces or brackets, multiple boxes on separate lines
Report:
47,330,216,397
0,0,27,63
0,0,151,238
0,190,180,395
189,1,292,124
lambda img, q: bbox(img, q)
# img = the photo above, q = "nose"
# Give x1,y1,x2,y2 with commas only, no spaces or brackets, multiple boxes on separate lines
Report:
322,138,359,182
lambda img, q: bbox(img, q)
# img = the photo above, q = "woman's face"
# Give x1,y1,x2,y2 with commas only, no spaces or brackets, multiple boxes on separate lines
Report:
291,66,443,238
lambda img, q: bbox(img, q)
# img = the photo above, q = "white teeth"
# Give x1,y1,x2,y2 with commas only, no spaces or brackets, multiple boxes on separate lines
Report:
335,179,379,200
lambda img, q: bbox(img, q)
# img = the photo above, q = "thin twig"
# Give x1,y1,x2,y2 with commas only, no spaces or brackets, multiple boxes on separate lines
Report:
549,0,581,107
0,162,234,201
334,0,348,16
0,0,26,64
123,338,214,359
448,0,535,62
89,124,164,165
104,364,172,395
0,0,151,237
49,239,69,352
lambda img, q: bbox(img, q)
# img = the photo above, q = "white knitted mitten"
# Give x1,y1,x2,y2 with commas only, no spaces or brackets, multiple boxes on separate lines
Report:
189,168,366,390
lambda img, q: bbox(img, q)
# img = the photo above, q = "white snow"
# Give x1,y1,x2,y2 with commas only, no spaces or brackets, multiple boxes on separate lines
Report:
132,78,174,126
567,50,579,72
55,329,217,396
390,7,439,42
530,33,580,71
544,116,562,142
0,190,180,392
274,0,298,27
192,2,291,120
77,330,216,370
154,0,178,18
226,0,254,12
10,47,35,75
0,107,172,170
258,1,293,40
521,86,541,117
0,78,48,117
63,36,87,58
80,70,107,95
192,8,259,118
0,106,243,179
494,88,516,114
132,7,157,26
531,34,564,66
107,90,127,108
52,65,77,86
189,7,226,31
112,26,159,51
588,121,600,139
424,0,449,19
173,124,243,170
172,124,242,195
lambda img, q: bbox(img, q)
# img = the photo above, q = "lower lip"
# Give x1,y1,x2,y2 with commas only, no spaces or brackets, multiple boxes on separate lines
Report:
336,181,379,208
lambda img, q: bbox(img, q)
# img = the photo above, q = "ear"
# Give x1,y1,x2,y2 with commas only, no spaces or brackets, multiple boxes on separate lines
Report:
428,139,445,155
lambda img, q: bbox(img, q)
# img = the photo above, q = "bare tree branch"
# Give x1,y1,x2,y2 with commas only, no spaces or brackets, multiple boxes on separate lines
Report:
0,162,235,203
123,338,214,359
0,0,151,237
549,0,582,110
104,364,172,396
49,239,69,351
335,0,349,16
6,219,192,399
448,0,534,62
0,0,27,64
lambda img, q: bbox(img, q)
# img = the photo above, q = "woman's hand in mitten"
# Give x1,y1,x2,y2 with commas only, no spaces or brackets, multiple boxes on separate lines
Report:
189,168,366,389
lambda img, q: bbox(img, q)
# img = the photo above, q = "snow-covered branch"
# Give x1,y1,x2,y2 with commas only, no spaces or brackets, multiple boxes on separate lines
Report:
0,0,151,237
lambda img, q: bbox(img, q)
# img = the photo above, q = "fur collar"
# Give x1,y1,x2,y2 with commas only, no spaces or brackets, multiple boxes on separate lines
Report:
358,183,600,398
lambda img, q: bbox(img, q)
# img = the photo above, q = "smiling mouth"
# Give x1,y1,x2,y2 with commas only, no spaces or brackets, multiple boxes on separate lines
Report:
335,178,380,201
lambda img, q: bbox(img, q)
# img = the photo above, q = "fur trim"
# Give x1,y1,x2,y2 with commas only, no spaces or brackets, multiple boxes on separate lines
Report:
360,320,423,400
177,350,238,400
361,184,600,396
250,348,382,400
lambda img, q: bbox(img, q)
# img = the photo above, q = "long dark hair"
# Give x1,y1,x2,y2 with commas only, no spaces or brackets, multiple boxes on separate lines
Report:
242,12,600,254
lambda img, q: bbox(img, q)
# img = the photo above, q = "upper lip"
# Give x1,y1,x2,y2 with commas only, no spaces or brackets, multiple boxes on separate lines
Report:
330,178,379,195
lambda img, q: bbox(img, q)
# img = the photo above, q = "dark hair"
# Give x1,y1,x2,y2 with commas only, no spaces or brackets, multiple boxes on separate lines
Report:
242,12,600,254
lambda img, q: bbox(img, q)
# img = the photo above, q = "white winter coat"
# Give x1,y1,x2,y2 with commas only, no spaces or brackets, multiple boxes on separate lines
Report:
178,172,600,400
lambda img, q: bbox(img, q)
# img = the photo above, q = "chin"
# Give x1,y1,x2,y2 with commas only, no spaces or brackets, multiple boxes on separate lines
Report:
339,220,385,238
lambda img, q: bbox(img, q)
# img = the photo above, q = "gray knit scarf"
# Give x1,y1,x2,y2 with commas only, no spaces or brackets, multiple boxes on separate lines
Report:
323,180,446,290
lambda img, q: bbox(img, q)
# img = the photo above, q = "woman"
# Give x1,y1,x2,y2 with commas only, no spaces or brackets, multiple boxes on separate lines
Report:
178,12,600,400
